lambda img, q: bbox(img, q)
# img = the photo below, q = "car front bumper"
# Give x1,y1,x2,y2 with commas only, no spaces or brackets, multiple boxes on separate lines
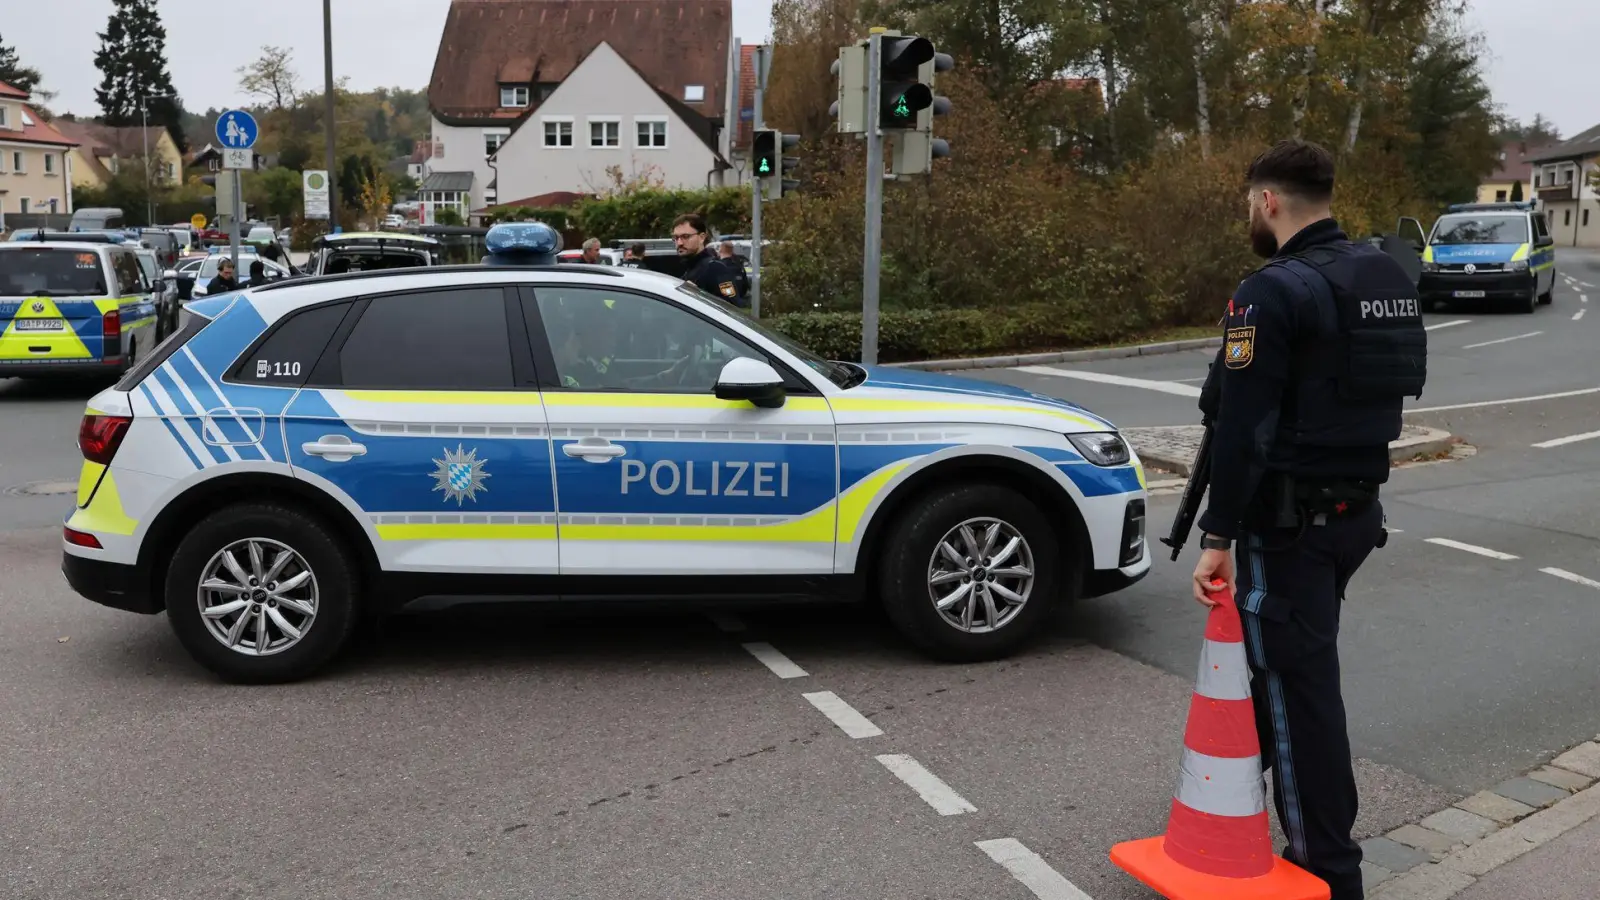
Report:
1420,271,1535,302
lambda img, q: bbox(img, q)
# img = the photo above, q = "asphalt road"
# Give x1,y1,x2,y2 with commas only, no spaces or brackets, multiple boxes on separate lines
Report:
0,250,1596,899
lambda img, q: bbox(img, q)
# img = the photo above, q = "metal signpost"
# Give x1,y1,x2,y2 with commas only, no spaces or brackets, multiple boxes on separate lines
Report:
215,109,259,273
861,30,885,366
751,45,769,319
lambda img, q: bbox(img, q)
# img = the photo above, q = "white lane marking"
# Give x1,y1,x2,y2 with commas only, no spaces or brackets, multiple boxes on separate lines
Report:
803,691,883,738
1532,429,1600,449
707,613,746,633
1384,527,1404,533
1580,282,1595,289
1409,386,1600,414
1542,568,1600,590
1425,319,1471,332
976,839,1095,900
1581,294,1590,303
876,754,977,815
1462,331,1542,350
741,642,808,679
1173,376,1208,383
1013,365,1201,397
1425,538,1520,561
1575,309,1587,321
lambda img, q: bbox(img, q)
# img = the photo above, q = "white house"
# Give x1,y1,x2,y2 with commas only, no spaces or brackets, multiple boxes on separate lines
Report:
492,42,723,203
421,0,734,220
1528,124,1600,248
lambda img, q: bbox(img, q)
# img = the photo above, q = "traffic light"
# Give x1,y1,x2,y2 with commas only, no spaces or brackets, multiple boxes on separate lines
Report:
877,35,937,129
889,49,954,177
830,44,869,135
752,128,801,199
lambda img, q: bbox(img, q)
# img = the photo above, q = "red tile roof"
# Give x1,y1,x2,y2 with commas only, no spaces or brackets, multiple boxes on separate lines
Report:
0,101,77,148
0,81,29,100
427,0,731,125
1488,140,1551,183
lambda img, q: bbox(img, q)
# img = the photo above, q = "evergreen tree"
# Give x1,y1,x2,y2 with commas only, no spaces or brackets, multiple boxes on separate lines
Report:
0,33,44,97
93,0,186,150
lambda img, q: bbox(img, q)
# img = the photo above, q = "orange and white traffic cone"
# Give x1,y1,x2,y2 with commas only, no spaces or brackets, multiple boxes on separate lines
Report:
1110,583,1330,900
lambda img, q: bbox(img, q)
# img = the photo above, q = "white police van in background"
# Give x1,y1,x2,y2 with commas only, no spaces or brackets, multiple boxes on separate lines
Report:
62,223,1151,683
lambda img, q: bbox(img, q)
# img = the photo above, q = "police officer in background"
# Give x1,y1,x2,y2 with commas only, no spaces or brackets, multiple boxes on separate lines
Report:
1193,139,1426,900
672,213,745,307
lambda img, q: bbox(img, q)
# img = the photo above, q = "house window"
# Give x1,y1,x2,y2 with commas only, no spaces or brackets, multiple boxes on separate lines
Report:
1495,190,1507,202
500,85,530,108
484,130,509,155
635,117,667,149
684,85,705,103
588,118,620,148
11,151,23,173
1535,174,1542,187
1586,210,1592,228
44,153,54,174
165,162,175,179
48,198,57,214
1565,210,1572,226
0,106,7,127
18,197,29,214
542,117,573,148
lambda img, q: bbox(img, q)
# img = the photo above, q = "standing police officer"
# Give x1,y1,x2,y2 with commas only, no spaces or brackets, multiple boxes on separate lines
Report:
1193,140,1426,900
672,213,745,307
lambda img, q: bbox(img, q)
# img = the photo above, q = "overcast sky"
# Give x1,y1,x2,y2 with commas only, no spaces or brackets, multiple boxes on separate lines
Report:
4,0,1591,138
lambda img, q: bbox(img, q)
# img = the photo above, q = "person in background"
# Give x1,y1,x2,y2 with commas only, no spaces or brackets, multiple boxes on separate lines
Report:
581,237,603,264
247,259,271,286
620,243,647,268
672,213,743,306
718,240,753,304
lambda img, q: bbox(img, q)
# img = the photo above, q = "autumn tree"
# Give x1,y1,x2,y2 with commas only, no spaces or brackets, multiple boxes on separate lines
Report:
237,46,300,111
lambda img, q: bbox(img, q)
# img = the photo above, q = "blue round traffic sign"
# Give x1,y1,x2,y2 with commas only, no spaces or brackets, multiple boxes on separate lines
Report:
215,109,259,150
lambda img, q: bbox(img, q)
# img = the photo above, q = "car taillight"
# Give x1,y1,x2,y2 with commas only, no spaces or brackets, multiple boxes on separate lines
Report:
63,526,103,549
78,414,133,465
102,310,122,360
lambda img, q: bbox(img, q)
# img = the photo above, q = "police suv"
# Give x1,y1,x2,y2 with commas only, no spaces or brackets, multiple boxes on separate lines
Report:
1419,202,1557,313
61,224,1150,683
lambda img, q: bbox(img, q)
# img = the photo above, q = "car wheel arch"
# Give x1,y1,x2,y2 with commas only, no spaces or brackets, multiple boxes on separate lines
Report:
137,471,379,610
852,450,1091,591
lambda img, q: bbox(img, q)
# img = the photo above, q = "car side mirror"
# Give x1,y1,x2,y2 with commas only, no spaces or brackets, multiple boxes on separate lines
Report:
163,269,177,280
714,357,786,408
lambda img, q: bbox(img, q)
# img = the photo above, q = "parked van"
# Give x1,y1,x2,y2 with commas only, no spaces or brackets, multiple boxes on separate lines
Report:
68,207,125,232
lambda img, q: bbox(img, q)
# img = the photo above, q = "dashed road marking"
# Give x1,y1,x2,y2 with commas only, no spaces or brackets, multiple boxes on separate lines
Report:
1575,308,1588,321
1582,294,1590,304
1425,319,1471,332
1012,365,1202,398
803,691,883,738
1533,429,1600,449
1425,538,1520,561
1409,386,1600,414
1384,527,1404,533
1542,568,1600,590
708,613,746,633
876,754,977,815
976,839,1096,900
1463,331,1541,350
742,642,808,679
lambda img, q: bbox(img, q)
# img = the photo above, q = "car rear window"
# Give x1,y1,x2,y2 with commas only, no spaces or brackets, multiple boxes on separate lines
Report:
0,248,108,296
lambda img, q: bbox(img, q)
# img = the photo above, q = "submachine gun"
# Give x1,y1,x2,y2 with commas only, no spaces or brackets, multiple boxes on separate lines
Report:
1159,419,1214,562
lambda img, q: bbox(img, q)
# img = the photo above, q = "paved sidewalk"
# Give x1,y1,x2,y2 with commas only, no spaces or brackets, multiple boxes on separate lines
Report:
1125,424,1456,477
1451,816,1600,899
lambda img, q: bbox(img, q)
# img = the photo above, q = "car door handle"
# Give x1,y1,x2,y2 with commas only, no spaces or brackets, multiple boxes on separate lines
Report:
563,438,627,462
301,434,367,462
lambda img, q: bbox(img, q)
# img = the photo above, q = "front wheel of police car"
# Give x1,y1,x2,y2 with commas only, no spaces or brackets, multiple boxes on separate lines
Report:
164,503,361,684
878,483,1063,661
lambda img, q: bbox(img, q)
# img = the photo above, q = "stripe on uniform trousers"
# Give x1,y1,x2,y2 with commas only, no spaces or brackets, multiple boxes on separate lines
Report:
1242,532,1311,866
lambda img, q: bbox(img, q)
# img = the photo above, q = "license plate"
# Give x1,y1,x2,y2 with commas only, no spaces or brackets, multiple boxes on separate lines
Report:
14,318,63,331
1453,290,1486,298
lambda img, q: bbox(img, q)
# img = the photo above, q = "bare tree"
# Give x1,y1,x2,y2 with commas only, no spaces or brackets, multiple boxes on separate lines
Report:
1289,0,1332,139
237,45,299,111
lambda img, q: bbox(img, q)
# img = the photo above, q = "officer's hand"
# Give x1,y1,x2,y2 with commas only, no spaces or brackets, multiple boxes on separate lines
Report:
1192,549,1234,608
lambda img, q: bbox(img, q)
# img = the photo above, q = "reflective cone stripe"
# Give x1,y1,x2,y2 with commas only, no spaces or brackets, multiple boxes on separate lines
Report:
1163,587,1274,879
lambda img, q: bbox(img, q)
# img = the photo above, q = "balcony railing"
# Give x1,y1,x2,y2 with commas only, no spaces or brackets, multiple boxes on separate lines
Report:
1537,183,1577,202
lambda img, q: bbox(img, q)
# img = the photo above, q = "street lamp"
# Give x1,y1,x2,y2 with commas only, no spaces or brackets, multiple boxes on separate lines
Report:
139,89,176,226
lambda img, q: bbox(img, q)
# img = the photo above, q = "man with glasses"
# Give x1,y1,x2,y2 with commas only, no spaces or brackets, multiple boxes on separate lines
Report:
671,213,743,306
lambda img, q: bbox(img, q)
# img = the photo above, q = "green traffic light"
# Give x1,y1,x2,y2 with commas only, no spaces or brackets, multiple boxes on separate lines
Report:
893,96,910,118
758,158,772,174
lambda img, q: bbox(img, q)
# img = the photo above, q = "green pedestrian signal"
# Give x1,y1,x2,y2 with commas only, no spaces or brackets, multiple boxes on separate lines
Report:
758,157,772,174
893,96,910,119
751,129,802,199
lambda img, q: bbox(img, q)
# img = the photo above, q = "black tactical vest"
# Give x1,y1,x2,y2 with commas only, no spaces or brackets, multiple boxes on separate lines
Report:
1264,241,1428,452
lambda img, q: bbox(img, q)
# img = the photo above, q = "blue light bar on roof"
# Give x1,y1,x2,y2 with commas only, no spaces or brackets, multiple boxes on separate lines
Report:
483,222,562,265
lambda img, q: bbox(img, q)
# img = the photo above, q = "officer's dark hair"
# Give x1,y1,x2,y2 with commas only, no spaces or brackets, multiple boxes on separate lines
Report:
629,242,646,257
672,213,708,235
1246,140,1336,204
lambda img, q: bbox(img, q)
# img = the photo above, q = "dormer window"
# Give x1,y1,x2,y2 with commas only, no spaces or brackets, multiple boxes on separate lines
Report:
684,85,705,103
500,85,530,108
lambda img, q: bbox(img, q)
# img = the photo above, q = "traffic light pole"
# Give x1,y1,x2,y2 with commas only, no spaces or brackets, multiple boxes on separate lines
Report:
861,31,884,366
750,45,766,319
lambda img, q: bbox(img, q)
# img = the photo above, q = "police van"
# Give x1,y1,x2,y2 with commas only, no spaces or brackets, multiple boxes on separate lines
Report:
61,224,1150,683
1419,202,1557,313
0,238,160,378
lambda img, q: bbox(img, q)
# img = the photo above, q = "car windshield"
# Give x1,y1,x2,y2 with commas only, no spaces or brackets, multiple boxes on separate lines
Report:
674,283,858,388
320,247,430,273
1432,214,1528,245
0,248,108,296
135,254,159,281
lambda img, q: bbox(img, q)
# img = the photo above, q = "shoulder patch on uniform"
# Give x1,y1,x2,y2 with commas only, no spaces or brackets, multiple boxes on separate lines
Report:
718,281,737,298
1224,326,1255,369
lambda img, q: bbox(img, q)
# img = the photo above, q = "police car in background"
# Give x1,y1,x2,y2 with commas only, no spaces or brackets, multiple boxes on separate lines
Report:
61,223,1150,683
0,238,159,378
1419,202,1557,314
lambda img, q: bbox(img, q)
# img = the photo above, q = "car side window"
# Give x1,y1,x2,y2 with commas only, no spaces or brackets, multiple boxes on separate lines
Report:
112,252,146,295
229,302,352,386
336,288,514,390
1533,214,1549,241
531,287,768,393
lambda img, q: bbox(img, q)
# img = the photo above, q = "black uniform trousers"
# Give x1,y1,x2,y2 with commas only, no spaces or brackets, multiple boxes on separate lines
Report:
1233,500,1383,900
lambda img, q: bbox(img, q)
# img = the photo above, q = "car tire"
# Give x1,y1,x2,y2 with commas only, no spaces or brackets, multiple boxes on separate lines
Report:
877,483,1065,662
1538,273,1554,305
164,502,360,684
1515,283,1537,314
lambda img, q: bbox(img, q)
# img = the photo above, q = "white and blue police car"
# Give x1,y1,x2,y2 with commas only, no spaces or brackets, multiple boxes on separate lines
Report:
62,223,1151,683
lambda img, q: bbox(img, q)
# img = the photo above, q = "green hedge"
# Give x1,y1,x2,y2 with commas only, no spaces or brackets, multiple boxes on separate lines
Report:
574,187,749,242
764,304,1177,363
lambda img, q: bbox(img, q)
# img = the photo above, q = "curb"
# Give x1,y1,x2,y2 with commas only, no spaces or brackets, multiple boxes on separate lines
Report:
1130,426,1458,479
1364,739,1600,899
888,337,1223,373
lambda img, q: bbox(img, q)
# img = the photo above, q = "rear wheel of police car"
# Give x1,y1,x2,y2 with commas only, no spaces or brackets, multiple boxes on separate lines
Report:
878,484,1063,662
164,503,360,684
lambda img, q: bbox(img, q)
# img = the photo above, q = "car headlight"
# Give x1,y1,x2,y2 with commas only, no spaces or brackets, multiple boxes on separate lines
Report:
1421,261,1439,273
1509,259,1529,272
1068,432,1131,467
